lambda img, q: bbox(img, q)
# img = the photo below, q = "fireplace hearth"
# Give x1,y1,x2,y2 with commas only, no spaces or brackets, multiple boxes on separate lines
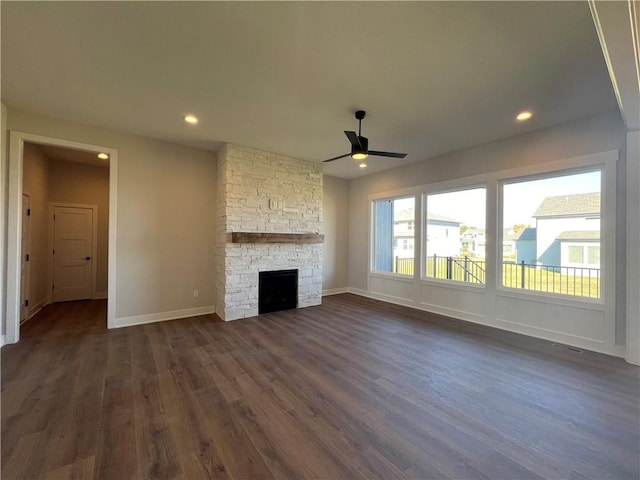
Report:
259,269,298,314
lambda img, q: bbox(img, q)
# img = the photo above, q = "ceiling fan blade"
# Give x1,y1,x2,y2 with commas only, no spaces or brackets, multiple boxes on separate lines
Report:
323,153,351,163
344,131,362,149
368,150,407,158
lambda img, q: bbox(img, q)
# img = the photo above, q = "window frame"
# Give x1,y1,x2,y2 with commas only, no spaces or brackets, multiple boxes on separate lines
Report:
366,150,615,307
370,193,418,278
497,165,606,303
421,184,488,286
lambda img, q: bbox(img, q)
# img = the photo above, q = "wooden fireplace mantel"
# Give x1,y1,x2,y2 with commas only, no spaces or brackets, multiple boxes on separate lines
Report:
230,232,324,244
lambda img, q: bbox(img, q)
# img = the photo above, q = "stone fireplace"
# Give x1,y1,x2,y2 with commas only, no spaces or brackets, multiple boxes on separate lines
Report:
215,144,323,321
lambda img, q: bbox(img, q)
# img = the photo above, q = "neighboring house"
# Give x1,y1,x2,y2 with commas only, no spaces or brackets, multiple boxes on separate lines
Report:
393,208,416,259
424,213,461,257
515,227,537,264
461,227,486,257
462,228,520,259
557,230,601,269
530,192,600,267
502,229,520,257
390,209,462,259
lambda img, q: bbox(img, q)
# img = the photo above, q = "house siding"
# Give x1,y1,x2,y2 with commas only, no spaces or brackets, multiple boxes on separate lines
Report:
536,216,600,266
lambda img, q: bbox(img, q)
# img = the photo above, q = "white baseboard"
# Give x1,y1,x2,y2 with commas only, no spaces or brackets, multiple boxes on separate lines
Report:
113,305,216,329
322,287,349,296
346,287,624,359
0,335,6,347
93,291,108,300
28,298,48,320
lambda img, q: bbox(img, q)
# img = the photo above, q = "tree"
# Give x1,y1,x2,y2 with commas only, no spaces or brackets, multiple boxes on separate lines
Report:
511,224,530,235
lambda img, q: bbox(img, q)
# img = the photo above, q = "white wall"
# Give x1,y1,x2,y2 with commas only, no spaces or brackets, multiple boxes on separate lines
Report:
48,158,109,296
7,109,217,326
22,143,50,314
0,103,7,342
348,110,627,357
322,175,349,293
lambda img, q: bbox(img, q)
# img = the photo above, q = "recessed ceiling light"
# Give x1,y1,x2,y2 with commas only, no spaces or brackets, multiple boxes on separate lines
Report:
359,162,367,169
184,114,199,125
97,152,109,160
516,111,533,121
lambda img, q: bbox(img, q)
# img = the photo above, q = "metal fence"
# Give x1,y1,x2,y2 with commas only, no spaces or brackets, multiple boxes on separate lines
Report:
503,260,600,299
395,257,414,275
393,256,600,299
426,255,486,283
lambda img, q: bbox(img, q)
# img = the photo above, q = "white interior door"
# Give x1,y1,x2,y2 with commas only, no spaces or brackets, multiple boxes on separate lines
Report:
20,195,31,323
53,206,93,302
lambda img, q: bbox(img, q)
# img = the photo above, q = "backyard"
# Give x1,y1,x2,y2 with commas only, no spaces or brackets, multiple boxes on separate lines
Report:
393,256,600,299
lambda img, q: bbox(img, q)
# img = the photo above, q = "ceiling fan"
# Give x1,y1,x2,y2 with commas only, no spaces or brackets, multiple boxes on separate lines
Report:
323,110,407,164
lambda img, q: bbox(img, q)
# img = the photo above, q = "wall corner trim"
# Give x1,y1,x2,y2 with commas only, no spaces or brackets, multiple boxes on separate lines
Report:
112,305,216,329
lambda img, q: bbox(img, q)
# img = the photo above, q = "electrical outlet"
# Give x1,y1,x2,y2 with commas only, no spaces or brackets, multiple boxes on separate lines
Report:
193,290,199,298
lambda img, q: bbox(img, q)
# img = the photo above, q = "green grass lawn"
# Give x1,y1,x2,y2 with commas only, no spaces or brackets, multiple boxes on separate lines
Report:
393,257,600,299
502,264,600,299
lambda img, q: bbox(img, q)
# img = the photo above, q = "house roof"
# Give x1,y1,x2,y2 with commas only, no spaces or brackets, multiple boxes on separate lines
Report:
557,230,600,241
0,2,618,180
533,192,600,218
394,209,461,225
427,213,461,225
516,227,537,241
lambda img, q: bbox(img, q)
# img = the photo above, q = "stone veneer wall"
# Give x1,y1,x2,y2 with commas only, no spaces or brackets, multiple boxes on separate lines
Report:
215,144,323,321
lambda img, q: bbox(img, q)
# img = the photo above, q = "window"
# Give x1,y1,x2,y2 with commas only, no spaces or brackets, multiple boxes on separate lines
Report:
373,196,415,275
424,187,486,283
564,243,600,268
501,169,601,298
587,246,600,264
568,246,584,263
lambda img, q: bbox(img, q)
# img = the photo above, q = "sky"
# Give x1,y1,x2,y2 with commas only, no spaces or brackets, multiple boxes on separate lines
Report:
391,169,601,228
502,170,600,227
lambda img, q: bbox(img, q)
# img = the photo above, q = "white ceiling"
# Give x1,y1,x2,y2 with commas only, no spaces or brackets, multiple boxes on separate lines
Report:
1,2,617,179
37,144,109,168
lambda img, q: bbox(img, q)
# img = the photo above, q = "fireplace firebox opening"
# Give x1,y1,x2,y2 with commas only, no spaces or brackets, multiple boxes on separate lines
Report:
259,269,298,314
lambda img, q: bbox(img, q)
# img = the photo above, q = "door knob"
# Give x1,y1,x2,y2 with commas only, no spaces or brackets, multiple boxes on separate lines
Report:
84,256,91,260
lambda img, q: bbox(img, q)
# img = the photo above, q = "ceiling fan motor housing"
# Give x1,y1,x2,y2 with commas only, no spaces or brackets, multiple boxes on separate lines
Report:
352,136,368,157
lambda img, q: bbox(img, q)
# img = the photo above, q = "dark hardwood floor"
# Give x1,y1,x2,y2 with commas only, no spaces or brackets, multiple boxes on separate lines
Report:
2,294,639,479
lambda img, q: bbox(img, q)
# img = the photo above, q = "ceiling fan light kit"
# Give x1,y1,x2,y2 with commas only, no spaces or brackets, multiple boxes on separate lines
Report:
351,135,368,160
323,110,407,164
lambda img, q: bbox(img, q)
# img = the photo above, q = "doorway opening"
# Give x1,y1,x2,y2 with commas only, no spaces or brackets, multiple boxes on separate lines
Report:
20,142,108,324
7,132,117,343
